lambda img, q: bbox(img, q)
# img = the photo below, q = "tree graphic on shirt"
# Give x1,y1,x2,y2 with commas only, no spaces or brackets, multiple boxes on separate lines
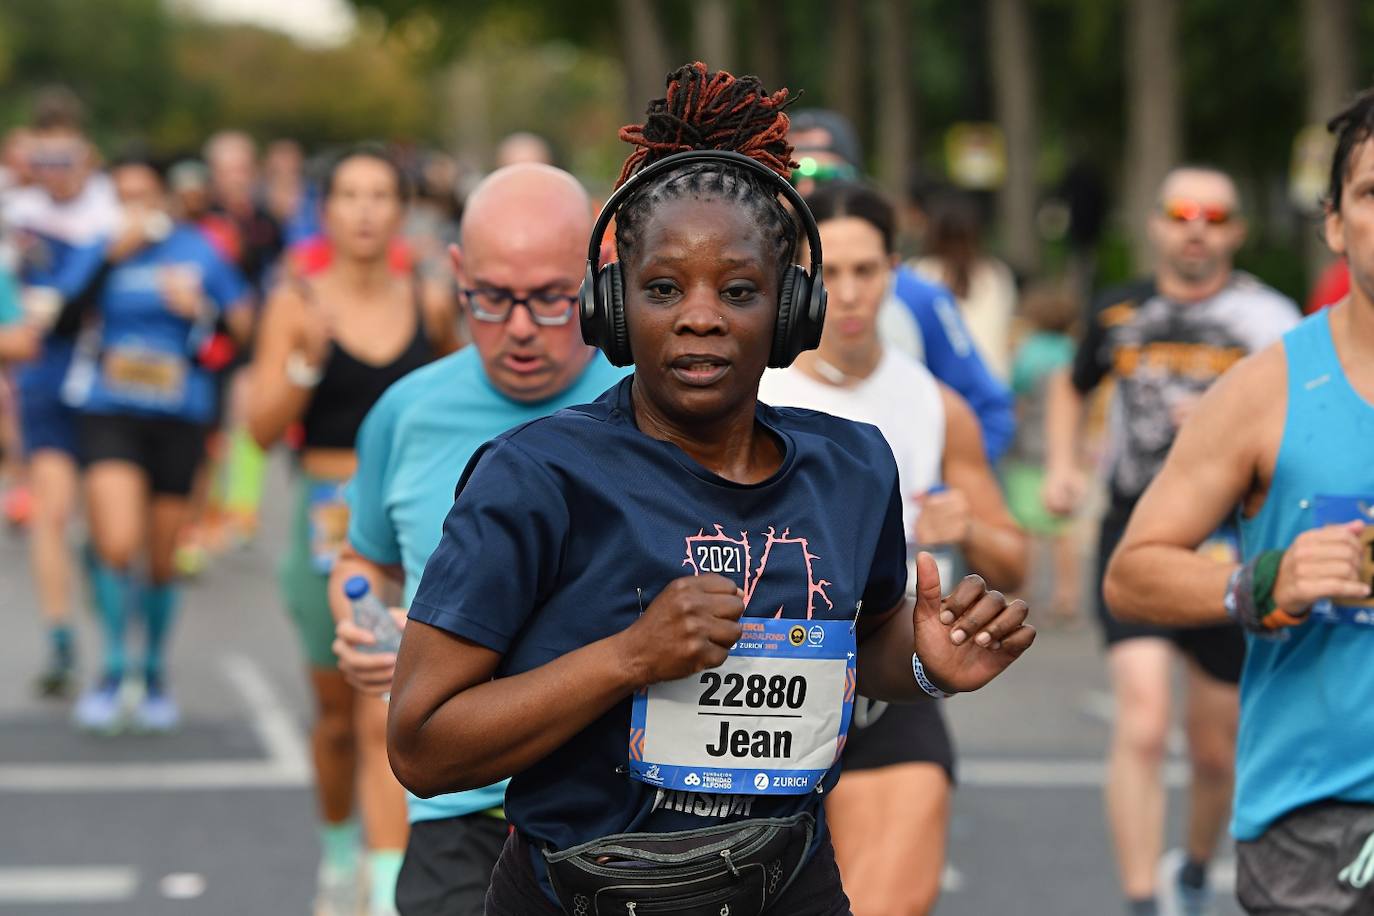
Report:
682,525,834,619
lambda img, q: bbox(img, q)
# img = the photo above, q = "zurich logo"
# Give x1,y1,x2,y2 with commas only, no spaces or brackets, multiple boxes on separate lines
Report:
753,773,770,791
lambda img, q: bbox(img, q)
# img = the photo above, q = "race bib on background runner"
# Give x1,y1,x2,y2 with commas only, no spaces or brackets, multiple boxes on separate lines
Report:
308,481,351,574
103,344,186,409
1310,495,1374,628
627,617,856,796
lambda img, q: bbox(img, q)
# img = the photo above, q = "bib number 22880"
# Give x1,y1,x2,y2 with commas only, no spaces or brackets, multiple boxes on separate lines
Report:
627,617,856,796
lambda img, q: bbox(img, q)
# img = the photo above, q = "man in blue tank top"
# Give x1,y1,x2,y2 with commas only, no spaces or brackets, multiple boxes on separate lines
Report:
325,163,627,916
1106,89,1374,915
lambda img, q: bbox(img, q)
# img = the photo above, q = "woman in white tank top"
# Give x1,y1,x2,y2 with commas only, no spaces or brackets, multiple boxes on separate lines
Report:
757,181,1027,916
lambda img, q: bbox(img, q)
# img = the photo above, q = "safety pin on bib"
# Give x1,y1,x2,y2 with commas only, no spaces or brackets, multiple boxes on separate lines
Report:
850,600,862,635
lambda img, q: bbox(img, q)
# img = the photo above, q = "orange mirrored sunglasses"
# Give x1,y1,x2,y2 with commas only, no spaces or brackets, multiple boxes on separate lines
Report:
1162,199,1233,225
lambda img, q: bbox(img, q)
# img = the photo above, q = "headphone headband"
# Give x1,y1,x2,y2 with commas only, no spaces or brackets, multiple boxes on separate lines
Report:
586,150,823,277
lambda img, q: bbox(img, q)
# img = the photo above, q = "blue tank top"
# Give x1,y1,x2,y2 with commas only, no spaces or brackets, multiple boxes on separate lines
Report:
1233,308,1374,840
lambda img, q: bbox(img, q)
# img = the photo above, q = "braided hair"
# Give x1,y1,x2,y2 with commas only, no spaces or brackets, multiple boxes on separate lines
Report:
614,62,800,281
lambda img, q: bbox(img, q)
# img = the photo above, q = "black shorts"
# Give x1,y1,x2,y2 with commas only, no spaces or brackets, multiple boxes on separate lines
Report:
1096,505,1246,685
1236,801,1374,914
842,697,956,783
395,812,508,916
484,828,851,915
78,413,207,497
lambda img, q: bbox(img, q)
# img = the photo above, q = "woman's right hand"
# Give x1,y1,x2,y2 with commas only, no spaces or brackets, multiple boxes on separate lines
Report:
619,574,745,687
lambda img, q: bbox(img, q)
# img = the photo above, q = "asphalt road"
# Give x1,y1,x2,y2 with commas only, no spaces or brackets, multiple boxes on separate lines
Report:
0,458,1244,915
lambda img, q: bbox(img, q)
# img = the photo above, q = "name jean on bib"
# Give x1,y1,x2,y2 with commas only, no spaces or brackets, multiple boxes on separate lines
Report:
628,616,856,796
1311,495,1374,628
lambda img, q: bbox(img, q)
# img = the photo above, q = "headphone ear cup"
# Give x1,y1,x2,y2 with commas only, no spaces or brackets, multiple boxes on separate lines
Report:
770,266,811,368
596,262,632,367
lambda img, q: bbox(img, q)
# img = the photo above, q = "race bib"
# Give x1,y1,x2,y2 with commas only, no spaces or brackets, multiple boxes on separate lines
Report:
307,481,350,574
1198,522,1242,565
627,617,856,796
1310,495,1374,628
103,345,186,407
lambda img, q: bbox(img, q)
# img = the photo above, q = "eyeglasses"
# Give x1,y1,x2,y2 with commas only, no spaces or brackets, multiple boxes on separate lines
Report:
1162,199,1233,225
462,286,579,326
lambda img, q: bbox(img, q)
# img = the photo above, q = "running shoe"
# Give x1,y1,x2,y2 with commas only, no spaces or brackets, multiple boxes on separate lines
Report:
1157,847,1216,916
72,677,124,733
33,661,74,699
313,862,362,916
132,679,180,733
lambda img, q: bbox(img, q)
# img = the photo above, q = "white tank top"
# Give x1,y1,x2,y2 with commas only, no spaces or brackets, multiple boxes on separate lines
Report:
758,347,945,541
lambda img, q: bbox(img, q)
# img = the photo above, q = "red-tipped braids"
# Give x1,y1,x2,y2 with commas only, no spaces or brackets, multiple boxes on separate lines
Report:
615,61,796,188
612,62,801,280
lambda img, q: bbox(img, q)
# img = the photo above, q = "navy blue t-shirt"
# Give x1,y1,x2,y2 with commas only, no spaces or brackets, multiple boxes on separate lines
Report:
410,376,908,887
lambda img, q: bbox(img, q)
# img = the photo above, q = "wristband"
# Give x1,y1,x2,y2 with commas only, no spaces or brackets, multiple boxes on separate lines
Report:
286,350,323,388
912,652,952,699
1225,549,1306,635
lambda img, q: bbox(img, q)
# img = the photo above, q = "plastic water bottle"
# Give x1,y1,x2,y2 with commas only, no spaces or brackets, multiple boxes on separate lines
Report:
344,576,403,654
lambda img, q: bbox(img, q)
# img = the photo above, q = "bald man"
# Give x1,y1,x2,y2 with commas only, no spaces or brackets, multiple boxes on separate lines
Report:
1042,166,1300,916
493,131,555,169
326,164,627,916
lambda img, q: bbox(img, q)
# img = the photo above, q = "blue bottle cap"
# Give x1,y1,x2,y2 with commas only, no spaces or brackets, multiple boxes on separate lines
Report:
343,576,370,600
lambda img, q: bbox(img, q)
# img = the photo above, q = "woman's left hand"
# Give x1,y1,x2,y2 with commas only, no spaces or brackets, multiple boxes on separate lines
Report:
910,551,1035,693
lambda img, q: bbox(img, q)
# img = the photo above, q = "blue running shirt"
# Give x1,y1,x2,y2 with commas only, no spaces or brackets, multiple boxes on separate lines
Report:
410,376,909,892
65,225,248,424
1233,309,1374,840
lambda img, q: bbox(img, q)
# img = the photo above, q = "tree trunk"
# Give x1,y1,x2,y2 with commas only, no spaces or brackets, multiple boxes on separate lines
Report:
872,0,913,201
989,0,1039,275
616,0,671,120
1302,0,1353,283
693,0,733,73
827,0,863,134
747,0,786,88
1123,0,1180,274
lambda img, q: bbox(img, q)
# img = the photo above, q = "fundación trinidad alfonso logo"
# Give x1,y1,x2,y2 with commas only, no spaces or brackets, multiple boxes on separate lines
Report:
683,525,834,619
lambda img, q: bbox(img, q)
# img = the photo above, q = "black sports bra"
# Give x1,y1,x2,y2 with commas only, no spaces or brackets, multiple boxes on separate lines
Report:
300,282,434,450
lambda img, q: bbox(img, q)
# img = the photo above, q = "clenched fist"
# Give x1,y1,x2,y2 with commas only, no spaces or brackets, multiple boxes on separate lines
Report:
618,574,746,688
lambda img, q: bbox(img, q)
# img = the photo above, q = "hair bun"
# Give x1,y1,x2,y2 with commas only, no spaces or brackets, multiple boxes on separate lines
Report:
616,61,796,188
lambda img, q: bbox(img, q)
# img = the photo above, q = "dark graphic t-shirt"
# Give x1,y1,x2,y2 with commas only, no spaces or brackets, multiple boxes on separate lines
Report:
1071,273,1298,506
410,376,909,891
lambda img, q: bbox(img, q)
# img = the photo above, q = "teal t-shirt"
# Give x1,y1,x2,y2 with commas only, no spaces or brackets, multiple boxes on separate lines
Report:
346,346,628,822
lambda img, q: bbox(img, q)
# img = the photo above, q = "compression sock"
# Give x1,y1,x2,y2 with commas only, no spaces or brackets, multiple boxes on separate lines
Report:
1179,858,1209,890
50,624,74,670
319,821,361,874
1126,898,1158,916
140,583,179,685
368,849,404,914
90,560,131,682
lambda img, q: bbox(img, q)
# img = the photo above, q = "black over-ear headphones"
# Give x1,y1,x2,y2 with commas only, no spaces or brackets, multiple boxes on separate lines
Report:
579,150,827,369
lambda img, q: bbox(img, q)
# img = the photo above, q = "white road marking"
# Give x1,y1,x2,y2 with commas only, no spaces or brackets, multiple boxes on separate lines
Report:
0,867,138,903
959,757,1191,788
159,872,207,899
0,655,309,792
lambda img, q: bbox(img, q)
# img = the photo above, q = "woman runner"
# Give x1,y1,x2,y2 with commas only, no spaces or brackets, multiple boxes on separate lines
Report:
249,145,457,916
390,64,1036,916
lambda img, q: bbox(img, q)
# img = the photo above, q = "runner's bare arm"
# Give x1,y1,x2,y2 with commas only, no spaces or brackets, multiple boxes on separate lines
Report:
0,324,40,362
1042,369,1087,515
856,553,1034,699
246,285,318,448
388,574,745,797
938,384,1028,590
1105,350,1278,625
418,275,461,356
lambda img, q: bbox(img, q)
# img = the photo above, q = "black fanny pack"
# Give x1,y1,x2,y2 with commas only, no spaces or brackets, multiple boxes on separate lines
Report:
543,813,815,916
